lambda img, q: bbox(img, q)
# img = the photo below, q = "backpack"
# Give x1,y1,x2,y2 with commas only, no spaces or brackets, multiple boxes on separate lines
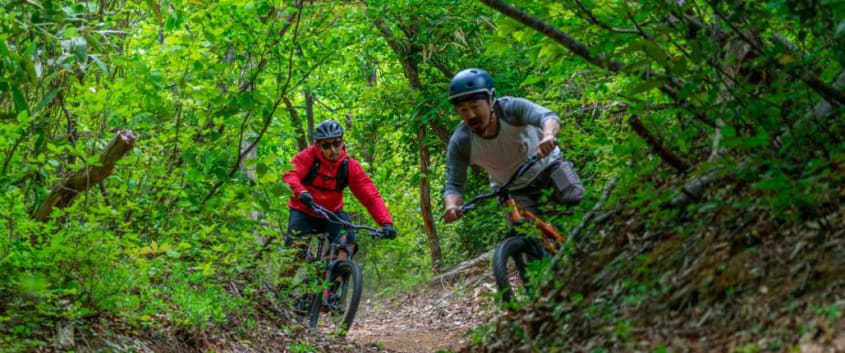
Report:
302,157,349,192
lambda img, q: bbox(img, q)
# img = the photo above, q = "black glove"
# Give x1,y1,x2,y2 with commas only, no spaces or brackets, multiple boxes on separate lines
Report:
298,191,314,207
381,224,397,239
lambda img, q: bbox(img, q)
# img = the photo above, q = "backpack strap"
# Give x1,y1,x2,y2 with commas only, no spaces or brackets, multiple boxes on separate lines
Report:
301,157,349,192
302,158,321,186
335,158,349,191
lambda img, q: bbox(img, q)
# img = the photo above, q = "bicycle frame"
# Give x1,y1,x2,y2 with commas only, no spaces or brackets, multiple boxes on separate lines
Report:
502,197,565,254
461,156,567,254
306,204,382,314
306,232,344,303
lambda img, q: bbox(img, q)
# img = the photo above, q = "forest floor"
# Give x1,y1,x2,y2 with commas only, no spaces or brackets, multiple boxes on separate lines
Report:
347,259,496,353
74,187,845,353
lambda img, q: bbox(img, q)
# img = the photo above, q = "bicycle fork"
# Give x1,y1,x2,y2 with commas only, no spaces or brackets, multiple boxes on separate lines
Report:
321,259,338,306
320,244,350,307
503,198,564,252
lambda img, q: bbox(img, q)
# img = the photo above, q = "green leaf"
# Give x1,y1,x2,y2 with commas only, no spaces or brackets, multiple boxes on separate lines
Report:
71,37,88,64
33,89,60,114
630,78,666,94
89,54,109,75
256,161,268,177
87,155,102,167
270,182,290,197
11,86,27,113
641,40,669,68
616,40,644,55
16,110,32,124
745,131,769,148
671,58,688,76
721,125,737,138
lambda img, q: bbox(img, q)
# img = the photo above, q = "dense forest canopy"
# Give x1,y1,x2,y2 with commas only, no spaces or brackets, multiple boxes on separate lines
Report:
1,0,843,351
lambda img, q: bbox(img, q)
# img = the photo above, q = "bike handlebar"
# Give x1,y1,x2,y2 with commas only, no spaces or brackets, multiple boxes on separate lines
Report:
460,156,541,214
310,203,386,238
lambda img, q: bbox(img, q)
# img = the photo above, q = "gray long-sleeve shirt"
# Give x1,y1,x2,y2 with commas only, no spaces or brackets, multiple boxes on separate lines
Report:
444,96,562,196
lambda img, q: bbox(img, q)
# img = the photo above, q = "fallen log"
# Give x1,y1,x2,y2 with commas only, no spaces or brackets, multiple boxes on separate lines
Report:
32,129,137,223
428,250,492,287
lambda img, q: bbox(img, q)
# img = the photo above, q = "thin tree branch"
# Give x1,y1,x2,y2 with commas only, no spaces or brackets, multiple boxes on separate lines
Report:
479,0,699,111
573,0,639,34
479,0,623,72
629,115,691,172
568,176,618,243
199,1,305,209
681,5,845,107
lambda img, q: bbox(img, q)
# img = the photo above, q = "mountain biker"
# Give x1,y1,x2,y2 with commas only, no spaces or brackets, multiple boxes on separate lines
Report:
442,68,585,223
283,120,397,259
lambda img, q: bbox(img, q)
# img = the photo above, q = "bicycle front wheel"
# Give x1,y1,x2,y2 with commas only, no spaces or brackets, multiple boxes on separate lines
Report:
308,260,363,333
492,236,546,304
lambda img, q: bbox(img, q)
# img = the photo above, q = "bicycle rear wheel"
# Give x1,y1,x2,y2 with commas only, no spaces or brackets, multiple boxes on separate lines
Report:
308,260,363,333
492,236,546,303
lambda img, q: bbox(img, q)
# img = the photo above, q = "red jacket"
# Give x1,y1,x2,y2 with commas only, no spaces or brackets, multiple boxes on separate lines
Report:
282,145,393,226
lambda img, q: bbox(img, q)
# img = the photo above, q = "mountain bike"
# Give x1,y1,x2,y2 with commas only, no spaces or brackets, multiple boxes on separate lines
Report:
296,203,385,333
460,156,567,303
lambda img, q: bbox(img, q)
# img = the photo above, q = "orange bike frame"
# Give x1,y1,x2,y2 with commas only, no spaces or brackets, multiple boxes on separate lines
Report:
503,198,566,253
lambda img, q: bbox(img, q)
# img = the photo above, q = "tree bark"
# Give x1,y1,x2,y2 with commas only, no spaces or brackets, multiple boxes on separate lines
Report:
479,0,623,72
428,250,491,286
629,115,691,173
368,10,443,270
479,0,690,109
305,91,315,145
283,97,309,151
32,130,137,223
418,128,443,267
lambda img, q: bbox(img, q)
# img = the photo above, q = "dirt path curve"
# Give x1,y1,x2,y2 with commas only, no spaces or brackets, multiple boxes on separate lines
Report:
347,265,498,353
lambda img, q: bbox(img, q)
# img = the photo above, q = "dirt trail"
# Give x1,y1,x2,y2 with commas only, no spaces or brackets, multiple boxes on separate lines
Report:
348,262,497,353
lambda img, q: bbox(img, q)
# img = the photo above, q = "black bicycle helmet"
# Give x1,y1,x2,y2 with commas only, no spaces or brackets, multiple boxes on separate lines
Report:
314,120,344,140
448,68,495,105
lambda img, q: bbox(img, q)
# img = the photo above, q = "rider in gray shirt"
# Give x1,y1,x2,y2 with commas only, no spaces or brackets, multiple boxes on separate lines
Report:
442,68,585,223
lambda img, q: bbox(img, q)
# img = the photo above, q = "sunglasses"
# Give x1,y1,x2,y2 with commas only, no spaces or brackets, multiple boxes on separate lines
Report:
319,140,343,149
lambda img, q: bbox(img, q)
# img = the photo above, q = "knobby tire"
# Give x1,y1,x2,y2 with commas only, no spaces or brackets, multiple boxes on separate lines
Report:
492,236,546,303
308,260,363,333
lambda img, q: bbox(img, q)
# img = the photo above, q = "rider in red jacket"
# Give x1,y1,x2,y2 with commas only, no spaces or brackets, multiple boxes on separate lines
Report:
282,120,396,256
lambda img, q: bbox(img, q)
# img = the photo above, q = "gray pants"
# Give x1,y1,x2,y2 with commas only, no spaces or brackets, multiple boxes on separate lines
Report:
510,159,584,216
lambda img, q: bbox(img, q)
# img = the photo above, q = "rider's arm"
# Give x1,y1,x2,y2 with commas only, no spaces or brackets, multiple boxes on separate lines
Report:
443,127,471,222
500,97,561,157
443,193,464,223
444,125,471,196
538,118,561,157
282,148,312,197
542,117,560,138
347,158,393,226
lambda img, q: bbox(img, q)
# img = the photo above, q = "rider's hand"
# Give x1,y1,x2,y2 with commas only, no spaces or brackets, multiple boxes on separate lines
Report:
536,135,558,157
381,224,397,239
443,206,463,223
298,191,314,207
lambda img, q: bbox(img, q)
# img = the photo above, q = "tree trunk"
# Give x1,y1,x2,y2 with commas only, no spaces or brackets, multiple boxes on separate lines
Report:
284,97,308,151
32,130,137,224
305,91,315,145
368,12,443,270
418,127,443,268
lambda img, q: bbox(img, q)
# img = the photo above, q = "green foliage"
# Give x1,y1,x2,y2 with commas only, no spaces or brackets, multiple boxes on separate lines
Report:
287,342,316,353
1,0,843,349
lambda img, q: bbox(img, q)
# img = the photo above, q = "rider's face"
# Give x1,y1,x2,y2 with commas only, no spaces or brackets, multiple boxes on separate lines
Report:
317,138,344,161
454,99,492,135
